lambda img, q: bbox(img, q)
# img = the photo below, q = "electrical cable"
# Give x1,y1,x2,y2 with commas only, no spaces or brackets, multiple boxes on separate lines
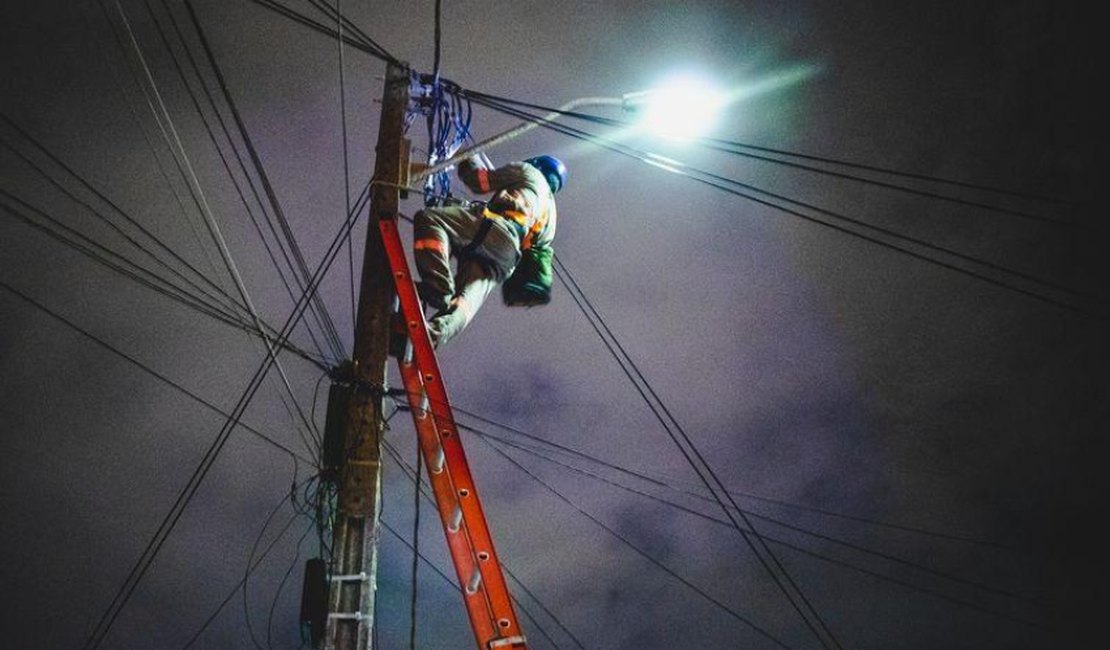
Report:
0,116,252,323
450,406,1019,551
390,388,1048,632
467,430,799,650
552,252,844,649
381,440,575,650
0,194,253,335
304,0,401,65
242,479,303,650
0,198,328,371
474,95,1101,303
332,0,357,334
472,96,1108,320
498,562,584,650
248,0,400,65
180,0,350,361
0,279,314,464
0,141,250,325
103,0,326,461
378,518,565,650
479,430,1049,626
180,510,306,649
464,89,1084,216
399,385,1033,593
409,425,423,650
77,0,234,290
80,169,372,650
142,0,341,365
265,518,317,650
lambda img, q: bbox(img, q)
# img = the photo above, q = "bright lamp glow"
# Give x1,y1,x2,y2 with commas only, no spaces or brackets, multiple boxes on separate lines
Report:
634,76,727,141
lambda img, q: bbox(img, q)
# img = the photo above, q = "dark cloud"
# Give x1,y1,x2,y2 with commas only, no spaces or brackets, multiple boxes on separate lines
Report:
2,1,1103,649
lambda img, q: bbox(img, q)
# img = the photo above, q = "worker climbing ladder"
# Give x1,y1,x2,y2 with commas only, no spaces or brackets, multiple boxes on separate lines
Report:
379,214,528,650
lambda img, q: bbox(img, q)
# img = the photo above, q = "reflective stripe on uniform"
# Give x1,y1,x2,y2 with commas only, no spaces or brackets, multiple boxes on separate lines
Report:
476,168,491,193
414,238,447,255
482,206,527,227
501,209,527,226
521,201,551,251
481,207,527,240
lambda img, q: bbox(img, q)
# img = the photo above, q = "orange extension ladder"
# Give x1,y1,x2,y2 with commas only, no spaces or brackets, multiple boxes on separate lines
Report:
379,215,528,650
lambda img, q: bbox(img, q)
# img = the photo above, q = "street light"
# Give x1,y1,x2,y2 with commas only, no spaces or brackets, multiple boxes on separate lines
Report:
625,75,728,141
411,78,727,183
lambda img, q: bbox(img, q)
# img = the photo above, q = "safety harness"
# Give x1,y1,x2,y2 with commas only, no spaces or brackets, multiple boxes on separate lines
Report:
457,205,547,259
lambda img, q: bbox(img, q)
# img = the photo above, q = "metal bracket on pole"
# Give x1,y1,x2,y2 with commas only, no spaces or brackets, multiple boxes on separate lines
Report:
327,613,368,621
329,573,370,583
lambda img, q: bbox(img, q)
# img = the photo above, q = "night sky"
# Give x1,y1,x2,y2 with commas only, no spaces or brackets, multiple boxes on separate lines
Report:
1,1,1104,649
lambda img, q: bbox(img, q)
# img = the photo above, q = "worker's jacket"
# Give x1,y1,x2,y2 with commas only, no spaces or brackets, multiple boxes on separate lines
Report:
458,156,558,306
458,157,557,252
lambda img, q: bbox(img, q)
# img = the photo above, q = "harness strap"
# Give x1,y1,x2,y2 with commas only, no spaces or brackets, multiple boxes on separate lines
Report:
457,217,494,259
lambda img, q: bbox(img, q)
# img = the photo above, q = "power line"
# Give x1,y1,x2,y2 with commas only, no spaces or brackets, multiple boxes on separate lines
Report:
467,429,799,650
472,96,1108,320
141,0,342,363
331,0,357,333
79,166,371,649
381,437,581,643
408,423,423,650
102,0,325,457
78,0,234,291
0,140,250,324
549,251,844,649
390,389,1049,633
463,89,1083,214
450,407,1014,551
180,510,306,649
0,193,250,333
244,0,400,65
0,279,313,464
266,520,316,649
181,0,350,360
241,479,305,650
390,381,1018,557
0,115,251,322
479,430,1048,622
0,195,328,370
378,518,565,650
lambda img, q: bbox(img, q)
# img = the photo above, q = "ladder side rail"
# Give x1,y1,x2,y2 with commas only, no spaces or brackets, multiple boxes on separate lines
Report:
395,357,498,646
379,217,527,649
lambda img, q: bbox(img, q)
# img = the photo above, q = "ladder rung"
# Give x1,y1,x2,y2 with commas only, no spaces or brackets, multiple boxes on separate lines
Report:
379,216,525,648
448,503,463,532
430,442,446,474
465,568,483,594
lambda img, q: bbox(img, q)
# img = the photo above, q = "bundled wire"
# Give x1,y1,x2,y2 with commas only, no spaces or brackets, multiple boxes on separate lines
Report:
409,74,472,206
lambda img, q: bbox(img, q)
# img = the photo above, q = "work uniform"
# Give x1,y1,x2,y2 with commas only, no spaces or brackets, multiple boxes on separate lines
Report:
413,156,558,347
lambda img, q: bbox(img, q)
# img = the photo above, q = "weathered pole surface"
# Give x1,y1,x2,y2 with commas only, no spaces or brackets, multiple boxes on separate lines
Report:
324,61,409,650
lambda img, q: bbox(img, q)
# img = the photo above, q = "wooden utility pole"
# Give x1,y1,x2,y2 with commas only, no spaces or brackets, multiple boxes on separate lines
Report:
322,61,409,650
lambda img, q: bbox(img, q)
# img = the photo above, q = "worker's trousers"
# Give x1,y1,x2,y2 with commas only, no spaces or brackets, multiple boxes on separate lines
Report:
413,205,520,347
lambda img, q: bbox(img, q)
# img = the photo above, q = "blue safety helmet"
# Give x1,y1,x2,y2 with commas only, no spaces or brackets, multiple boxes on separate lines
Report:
524,155,567,194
